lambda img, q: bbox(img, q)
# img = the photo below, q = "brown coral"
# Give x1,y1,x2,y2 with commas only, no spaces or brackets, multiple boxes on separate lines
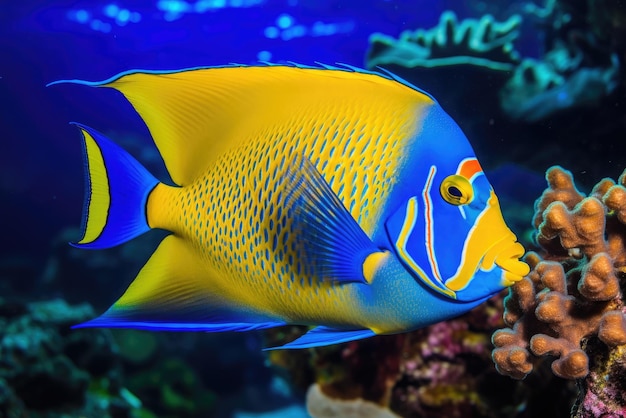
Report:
492,166,626,381
538,197,608,258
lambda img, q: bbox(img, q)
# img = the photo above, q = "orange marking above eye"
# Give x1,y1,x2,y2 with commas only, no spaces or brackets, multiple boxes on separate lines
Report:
457,158,483,183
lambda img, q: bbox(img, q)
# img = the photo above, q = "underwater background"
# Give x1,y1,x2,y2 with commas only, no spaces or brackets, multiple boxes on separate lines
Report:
2,0,626,417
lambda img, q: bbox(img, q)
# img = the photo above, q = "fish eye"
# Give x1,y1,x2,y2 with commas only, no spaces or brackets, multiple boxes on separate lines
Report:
448,186,462,197
440,175,473,205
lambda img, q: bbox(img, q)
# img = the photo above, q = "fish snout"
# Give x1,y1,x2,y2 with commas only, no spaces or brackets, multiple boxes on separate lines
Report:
493,240,529,286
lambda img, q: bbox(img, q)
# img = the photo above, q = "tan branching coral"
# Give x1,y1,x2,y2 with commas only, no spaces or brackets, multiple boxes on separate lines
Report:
492,166,626,382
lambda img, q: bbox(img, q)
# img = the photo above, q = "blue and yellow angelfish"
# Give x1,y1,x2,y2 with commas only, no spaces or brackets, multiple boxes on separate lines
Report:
54,64,529,349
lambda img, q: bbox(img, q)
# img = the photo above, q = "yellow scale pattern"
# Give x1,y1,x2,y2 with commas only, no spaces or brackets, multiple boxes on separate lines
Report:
144,72,430,325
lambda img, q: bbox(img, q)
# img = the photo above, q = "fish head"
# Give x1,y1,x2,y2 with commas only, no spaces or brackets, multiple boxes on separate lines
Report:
385,111,529,302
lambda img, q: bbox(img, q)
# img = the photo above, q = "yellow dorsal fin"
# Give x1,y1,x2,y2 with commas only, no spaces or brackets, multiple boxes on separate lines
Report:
97,66,430,185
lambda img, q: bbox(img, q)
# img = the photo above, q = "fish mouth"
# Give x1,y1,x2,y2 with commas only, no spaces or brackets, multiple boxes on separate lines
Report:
442,236,529,302
490,239,529,286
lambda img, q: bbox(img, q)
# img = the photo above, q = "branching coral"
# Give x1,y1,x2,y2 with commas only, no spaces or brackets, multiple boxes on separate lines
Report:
367,4,621,125
0,298,136,417
499,0,621,123
267,297,572,418
366,11,522,72
492,166,626,415
365,10,526,152
499,53,619,123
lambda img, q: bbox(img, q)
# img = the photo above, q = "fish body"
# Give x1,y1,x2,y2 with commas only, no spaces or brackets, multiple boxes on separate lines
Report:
57,65,529,348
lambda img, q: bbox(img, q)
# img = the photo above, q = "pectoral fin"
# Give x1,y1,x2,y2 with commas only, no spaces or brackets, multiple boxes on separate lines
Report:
283,154,383,285
265,326,377,350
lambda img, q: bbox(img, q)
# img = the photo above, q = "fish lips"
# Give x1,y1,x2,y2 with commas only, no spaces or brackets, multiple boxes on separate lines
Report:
494,241,530,285
450,240,529,303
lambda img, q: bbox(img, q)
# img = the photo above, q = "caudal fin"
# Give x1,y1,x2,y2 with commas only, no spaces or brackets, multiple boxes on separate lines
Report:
72,124,159,249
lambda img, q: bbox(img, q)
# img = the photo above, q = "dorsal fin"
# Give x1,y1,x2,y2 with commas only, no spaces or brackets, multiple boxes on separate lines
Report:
50,65,432,185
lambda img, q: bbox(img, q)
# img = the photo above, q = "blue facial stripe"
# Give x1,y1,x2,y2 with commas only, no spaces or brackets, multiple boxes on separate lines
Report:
394,195,456,299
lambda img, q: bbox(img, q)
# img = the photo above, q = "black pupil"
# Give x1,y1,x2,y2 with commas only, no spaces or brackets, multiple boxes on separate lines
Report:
448,186,463,198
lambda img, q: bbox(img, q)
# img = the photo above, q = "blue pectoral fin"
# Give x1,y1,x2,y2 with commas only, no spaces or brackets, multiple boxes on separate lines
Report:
73,235,286,332
264,326,377,350
283,154,381,284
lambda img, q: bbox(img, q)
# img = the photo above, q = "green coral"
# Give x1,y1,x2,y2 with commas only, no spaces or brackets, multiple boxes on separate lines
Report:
367,11,522,71
112,330,159,366
0,298,148,418
127,358,216,417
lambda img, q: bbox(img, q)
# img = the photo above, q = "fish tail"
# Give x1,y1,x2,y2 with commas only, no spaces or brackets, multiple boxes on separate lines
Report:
71,123,159,249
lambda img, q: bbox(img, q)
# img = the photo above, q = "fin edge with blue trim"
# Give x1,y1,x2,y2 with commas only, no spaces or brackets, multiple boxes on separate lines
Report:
50,64,433,186
74,235,286,332
264,326,377,350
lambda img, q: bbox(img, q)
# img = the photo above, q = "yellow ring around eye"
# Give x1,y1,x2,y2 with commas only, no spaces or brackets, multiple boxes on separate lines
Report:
440,175,473,205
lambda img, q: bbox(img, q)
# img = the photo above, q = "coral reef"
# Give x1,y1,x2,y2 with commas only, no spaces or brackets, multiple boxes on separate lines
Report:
367,11,522,72
365,5,626,186
365,11,525,163
306,383,400,418
112,329,160,367
0,297,141,418
268,297,575,418
15,222,298,418
269,162,626,417
499,55,619,122
492,166,626,417
500,0,621,123
501,0,622,122
366,2,622,124
126,357,216,417
0,296,223,418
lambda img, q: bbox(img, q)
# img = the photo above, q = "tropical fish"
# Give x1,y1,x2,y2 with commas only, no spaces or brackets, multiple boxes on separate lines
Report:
53,64,529,349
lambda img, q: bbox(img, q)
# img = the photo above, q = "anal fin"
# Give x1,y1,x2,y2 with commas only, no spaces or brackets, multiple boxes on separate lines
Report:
74,235,284,332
